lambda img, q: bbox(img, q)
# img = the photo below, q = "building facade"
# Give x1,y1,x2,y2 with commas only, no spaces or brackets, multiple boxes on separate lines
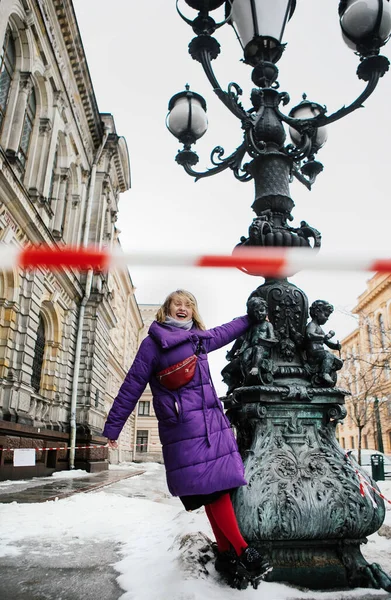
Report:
131,304,163,464
0,0,138,479
338,273,391,455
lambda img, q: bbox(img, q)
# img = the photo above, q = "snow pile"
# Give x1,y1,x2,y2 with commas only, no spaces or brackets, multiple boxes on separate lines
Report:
50,469,89,479
173,531,215,579
0,464,391,599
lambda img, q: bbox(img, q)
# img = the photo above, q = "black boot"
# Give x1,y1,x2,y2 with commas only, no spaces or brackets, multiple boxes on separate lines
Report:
214,549,237,574
236,546,272,589
217,546,272,591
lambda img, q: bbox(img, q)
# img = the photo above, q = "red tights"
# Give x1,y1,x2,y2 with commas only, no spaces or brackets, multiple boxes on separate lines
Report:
205,493,248,556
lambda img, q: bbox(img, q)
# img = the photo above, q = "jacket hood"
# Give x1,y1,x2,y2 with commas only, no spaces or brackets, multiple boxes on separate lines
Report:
148,321,212,349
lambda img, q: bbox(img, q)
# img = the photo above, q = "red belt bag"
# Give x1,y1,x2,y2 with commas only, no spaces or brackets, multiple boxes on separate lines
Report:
156,354,198,390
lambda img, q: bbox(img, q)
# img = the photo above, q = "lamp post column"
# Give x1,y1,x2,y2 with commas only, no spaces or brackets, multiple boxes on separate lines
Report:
168,0,391,591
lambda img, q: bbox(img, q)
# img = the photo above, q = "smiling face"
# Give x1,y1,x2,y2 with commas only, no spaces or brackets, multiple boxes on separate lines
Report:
168,294,194,322
156,289,205,330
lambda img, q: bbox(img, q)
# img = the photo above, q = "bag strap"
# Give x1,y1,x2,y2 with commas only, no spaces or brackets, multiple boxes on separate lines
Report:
196,340,205,356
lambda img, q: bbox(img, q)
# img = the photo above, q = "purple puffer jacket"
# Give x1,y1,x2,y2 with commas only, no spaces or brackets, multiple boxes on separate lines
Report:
103,315,250,497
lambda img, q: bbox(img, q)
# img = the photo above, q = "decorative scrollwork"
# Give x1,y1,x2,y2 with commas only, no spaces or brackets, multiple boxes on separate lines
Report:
327,405,347,423
281,385,314,401
214,87,248,121
228,82,243,101
285,135,312,161
276,63,386,135
178,141,252,182
210,146,225,166
245,128,267,159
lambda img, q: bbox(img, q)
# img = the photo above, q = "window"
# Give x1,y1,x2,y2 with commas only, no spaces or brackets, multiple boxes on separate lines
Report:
350,436,355,450
378,314,386,350
31,315,45,392
138,401,150,416
48,147,58,204
367,323,373,353
385,361,390,381
19,86,36,167
0,27,15,130
363,434,368,449
341,437,346,449
136,430,148,453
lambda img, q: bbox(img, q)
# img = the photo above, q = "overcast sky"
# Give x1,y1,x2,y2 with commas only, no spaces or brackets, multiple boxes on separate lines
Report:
73,0,391,392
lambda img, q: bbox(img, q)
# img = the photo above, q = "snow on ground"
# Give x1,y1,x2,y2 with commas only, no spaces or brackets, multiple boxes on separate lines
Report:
50,469,91,479
1,464,391,600
0,468,91,494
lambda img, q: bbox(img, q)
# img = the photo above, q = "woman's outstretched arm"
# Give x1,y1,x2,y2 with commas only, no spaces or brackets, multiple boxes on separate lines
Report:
103,337,159,441
203,315,250,354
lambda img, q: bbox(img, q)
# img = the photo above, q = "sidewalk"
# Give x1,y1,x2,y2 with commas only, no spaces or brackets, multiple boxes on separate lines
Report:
0,467,145,503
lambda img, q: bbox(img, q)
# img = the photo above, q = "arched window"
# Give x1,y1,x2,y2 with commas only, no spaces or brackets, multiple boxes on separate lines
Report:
0,27,16,130
31,315,45,393
19,86,36,167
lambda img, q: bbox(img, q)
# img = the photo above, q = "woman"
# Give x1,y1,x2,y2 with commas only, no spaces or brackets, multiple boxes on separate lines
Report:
103,289,270,583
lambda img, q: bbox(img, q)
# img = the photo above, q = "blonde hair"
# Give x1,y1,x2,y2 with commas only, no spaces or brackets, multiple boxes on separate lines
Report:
156,289,206,330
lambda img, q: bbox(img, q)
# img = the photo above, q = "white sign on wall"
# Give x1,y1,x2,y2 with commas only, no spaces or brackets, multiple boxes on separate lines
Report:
13,448,36,467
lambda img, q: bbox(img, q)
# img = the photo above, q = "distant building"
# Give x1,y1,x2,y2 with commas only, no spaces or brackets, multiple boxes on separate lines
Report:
338,273,391,454
132,304,163,464
108,303,163,464
0,0,140,479
104,270,144,464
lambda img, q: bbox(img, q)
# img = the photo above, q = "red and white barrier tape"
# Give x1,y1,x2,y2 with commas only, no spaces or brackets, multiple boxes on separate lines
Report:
2,443,159,452
0,244,391,277
345,453,391,507
357,471,391,506
2,445,103,452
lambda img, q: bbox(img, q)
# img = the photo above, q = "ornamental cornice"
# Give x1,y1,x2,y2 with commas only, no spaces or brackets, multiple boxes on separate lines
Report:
353,276,391,313
37,0,103,151
105,134,131,193
53,0,102,147
340,327,360,347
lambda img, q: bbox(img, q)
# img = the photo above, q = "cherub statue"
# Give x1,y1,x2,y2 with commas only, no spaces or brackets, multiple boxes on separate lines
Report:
221,334,245,394
305,300,343,386
240,297,279,385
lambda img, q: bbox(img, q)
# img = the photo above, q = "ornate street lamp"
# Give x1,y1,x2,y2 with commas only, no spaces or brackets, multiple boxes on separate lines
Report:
167,84,208,166
227,0,296,64
167,0,391,592
339,0,391,55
